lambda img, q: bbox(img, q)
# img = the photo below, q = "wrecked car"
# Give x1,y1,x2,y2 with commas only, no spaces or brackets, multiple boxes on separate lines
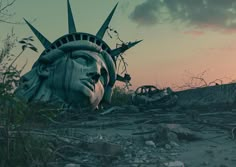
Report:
131,85,178,108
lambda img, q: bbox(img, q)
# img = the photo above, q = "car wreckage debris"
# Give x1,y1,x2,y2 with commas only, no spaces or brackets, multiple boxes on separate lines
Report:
132,85,178,109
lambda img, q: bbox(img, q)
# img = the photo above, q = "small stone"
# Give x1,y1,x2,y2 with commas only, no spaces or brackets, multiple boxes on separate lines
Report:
201,161,209,166
137,149,145,155
141,154,148,162
158,156,166,161
167,132,179,142
64,164,81,167
205,149,214,157
219,165,228,167
170,141,179,147
134,157,143,163
164,161,184,167
159,148,166,152
165,144,172,150
145,140,156,147
170,153,179,156
161,123,201,141
125,154,132,158
205,149,213,154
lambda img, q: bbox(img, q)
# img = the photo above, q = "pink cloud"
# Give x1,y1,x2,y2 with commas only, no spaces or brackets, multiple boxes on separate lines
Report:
221,29,236,34
197,24,236,34
183,30,204,36
197,24,221,30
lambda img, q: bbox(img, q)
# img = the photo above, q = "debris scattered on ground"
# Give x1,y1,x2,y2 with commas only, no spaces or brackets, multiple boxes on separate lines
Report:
1,100,236,166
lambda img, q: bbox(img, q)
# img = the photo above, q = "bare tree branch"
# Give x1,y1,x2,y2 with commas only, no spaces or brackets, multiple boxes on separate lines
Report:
0,0,17,24
0,0,16,13
173,70,233,91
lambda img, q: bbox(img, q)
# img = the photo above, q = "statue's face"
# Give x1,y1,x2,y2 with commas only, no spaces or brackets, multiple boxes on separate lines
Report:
47,50,109,110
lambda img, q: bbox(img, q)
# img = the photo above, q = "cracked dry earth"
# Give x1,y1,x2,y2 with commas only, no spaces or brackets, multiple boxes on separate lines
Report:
42,105,236,167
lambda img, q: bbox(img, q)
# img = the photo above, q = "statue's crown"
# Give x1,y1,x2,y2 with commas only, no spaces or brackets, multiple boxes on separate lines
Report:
24,0,141,82
24,0,142,85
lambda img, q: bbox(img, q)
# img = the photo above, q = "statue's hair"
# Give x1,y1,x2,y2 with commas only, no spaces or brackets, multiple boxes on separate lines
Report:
14,68,42,102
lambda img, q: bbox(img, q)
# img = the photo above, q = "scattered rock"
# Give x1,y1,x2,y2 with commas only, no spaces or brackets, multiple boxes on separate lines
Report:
201,161,209,166
137,149,145,156
159,148,166,153
165,144,172,150
219,165,228,167
79,141,123,157
164,160,185,167
158,124,201,141
133,157,143,164
170,141,179,147
145,140,156,147
170,152,179,156
167,132,179,143
64,164,80,167
205,149,214,157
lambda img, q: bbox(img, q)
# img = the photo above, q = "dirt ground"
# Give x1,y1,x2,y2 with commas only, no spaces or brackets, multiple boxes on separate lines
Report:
41,105,236,167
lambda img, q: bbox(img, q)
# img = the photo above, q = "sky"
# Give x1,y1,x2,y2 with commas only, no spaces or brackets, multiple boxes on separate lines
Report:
2,0,236,90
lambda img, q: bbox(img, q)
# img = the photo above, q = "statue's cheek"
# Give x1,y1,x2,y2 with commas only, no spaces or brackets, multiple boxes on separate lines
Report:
69,60,89,76
93,82,104,101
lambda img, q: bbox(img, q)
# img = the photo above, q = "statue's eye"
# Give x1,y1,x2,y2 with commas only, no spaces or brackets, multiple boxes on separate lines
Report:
71,54,90,65
100,68,108,86
75,57,89,65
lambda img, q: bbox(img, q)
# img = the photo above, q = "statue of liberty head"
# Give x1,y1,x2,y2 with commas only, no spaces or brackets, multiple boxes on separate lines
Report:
15,0,141,111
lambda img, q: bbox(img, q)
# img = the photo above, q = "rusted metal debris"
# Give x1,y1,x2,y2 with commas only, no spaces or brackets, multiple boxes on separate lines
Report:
131,85,178,108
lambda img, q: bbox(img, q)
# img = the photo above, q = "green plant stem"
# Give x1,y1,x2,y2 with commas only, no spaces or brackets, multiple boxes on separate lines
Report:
3,49,25,84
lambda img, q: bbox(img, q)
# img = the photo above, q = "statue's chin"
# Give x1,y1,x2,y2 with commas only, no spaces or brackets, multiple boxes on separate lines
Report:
69,96,100,111
67,85,102,110
63,92,98,111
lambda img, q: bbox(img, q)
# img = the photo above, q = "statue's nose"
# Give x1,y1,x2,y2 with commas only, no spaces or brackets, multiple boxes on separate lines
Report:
87,72,100,83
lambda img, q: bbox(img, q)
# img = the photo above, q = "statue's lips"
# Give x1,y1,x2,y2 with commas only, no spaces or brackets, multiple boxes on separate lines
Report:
81,79,95,91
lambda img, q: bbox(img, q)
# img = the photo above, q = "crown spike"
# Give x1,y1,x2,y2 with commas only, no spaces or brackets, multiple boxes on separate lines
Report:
23,18,51,49
96,3,118,39
67,0,77,33
111,40,142,57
